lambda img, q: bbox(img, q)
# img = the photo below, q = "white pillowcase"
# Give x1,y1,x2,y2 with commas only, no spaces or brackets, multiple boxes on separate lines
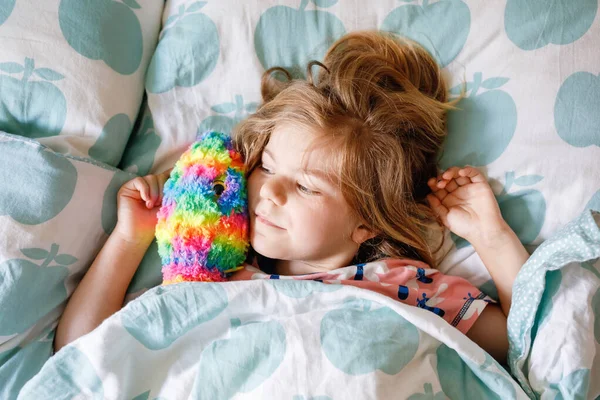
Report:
0,0,163,166
127,0,600,288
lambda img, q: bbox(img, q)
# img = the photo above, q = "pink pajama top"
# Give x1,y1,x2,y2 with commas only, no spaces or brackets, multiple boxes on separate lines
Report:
230,258,493,335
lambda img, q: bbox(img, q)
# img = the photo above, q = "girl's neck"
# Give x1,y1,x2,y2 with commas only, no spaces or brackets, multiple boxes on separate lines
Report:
274,255,355,276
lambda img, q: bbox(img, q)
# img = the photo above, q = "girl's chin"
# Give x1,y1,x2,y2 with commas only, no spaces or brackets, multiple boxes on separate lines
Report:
250,235,286,260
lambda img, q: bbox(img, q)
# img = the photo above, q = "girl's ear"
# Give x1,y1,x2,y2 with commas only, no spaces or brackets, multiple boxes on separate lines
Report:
351,224,377,245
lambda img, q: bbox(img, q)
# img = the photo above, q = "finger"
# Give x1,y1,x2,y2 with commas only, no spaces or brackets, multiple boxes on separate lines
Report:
455,176,471,186
441,166,461,181
429,176,449,192
458,166,486,183
444,179,459,193
426,194,448,222
145,175,159,208
427,178,448,200
131,177,150,203
432,186,448,201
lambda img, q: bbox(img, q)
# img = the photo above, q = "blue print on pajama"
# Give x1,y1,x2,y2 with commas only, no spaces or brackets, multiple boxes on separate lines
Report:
416,268,433,283
398,285,409,300
354,264,364,280
417,293,446,317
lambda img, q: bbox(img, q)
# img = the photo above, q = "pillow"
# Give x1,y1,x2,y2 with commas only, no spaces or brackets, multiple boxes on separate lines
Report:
0,131,135,394
120,0,600,294
0,0,163,166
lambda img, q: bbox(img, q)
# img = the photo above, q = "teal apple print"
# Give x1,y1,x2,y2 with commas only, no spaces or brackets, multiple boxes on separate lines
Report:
255,0,346,79
0,58,67,138
88,113,133,166
122,283,228,350
270,279,341,298
59,0,143,75
18,346,104,399
126,240,162,294
440,73,517,169
437,345,516,400
452,171,546,248
546,368,591,399
194,318,286,399
0,244,74,335
0,0,15,25
505,0,597,50
586,190,600,212
101,169,136,235
119,105,161,176
0,330,54,398
554,71,600,148
146,2,219,93
407,383,446,400
381,0,470,68
496,172,546,244
0,139,77,225
198,95,258,135
320,297,419,375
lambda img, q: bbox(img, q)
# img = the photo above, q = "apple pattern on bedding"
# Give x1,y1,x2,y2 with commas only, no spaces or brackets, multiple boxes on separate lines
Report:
0,0,15,25
254,0,346,79
0,58,67,139
381,0,470,68
119,104,161,176
504,0,597,50
554,71,600,148
0,244,75,336
59,0,144,75
146,1,219,94
0,139,76,224
440,73,517,169
198,95,258,136
88,113,133,166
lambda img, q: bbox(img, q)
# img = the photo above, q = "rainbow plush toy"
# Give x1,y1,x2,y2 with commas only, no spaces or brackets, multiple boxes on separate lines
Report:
156,131,249,284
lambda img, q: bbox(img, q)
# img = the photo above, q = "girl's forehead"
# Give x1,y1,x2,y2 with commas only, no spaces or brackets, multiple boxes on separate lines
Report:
266,123,340,179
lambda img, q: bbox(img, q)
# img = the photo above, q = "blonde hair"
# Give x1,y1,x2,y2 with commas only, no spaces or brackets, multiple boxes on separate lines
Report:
233,30,459,267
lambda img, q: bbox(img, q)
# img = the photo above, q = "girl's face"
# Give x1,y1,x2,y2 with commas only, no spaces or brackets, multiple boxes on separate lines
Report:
247,123,366,268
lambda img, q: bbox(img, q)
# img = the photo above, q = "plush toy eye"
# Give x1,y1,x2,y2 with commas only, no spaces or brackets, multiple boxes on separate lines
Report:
213,181,225,196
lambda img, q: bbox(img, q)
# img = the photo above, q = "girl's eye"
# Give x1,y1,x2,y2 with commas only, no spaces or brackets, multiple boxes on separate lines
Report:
297,183,319,195
259,164,273,175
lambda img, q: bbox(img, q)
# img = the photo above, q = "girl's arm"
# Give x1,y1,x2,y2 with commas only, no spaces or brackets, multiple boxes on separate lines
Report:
470,223,530,317
426,166,530,363
53,232,150,352
54,169,171,352
464,224,529,364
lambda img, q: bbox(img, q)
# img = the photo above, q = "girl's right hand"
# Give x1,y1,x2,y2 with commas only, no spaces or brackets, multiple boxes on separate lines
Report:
114,168,172,247
426,166,507,246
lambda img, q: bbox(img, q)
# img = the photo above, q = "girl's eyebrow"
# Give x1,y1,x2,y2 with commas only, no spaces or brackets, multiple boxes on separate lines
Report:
264,148,334,184
263,148,276,161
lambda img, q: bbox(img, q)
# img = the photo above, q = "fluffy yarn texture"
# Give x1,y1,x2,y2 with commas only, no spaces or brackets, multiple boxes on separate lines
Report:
156,131,249,284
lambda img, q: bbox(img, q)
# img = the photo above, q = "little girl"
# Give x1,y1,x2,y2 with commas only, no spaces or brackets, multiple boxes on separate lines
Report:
55,31,529,364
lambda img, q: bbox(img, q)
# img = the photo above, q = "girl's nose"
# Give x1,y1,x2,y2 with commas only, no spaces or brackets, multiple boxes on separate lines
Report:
259,176,286,206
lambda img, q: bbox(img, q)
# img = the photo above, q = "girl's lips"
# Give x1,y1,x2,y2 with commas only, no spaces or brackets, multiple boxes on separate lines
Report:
255,213,284,230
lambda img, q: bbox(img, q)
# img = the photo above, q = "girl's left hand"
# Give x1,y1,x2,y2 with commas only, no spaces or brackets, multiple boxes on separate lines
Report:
426,166,507,244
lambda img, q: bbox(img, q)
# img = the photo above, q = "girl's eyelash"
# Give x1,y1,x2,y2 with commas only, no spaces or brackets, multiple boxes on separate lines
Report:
260,163,320,195
259,164,273,174
297,184,319,195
